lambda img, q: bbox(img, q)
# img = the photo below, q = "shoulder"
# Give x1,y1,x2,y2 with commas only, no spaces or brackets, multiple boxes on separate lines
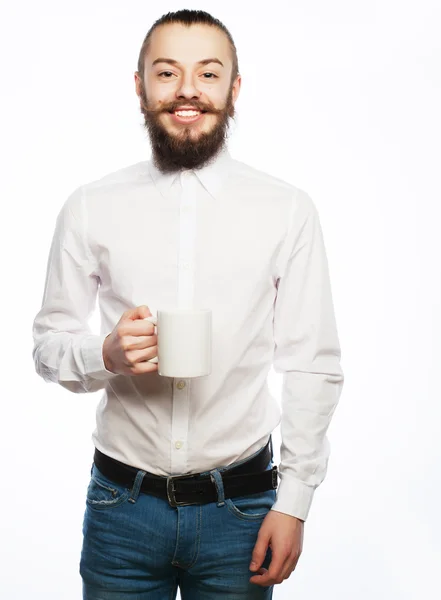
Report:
227,156,313,212
63,161,152,217
80,161,150,195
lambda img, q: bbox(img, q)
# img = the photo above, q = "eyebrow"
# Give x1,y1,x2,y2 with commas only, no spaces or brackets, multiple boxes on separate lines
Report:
151,57,224,68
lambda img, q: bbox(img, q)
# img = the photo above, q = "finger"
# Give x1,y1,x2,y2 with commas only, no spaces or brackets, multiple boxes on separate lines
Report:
125,346,158,365
250,535,270,572
250,567,272,587
130,359,159,374
280,554,298,580
250,551,285,586
249,567,267,579
282,554,300,579
266,551,286,583
123,305,150,321
123,320,156,336
122,335,157,351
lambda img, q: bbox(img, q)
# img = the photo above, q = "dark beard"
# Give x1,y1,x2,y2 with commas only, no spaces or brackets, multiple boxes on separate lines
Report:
138,83,235,174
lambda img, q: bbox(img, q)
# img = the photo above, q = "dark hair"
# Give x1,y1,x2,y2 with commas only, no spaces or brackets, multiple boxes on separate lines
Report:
136,9,239,85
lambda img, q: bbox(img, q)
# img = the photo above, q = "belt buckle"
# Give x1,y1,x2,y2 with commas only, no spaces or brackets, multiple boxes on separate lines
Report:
271,466,278,489
166,473,196,508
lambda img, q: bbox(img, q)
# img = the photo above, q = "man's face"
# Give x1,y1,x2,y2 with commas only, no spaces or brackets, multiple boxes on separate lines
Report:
135,23,241,173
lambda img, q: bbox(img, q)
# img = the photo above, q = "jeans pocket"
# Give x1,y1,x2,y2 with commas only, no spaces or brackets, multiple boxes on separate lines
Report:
86,464,131,510
224,457,276,521
225,488,277,521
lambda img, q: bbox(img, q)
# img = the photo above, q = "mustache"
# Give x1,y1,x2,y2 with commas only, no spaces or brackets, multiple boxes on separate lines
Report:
141,99,221,115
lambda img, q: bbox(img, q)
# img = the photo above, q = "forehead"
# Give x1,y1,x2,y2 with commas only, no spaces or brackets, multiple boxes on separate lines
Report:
146,23,231,67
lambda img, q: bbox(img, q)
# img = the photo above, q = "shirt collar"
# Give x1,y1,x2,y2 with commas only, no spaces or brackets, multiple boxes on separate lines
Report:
147,146,232,200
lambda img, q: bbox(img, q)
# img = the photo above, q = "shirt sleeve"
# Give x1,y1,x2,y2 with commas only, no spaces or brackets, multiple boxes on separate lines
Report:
271,190,344,521
32,185,118,394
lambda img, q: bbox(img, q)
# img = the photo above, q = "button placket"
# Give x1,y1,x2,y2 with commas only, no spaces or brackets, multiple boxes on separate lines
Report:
170,170,197,475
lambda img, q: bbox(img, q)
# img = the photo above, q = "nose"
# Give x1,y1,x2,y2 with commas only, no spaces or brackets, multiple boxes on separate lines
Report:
175,74,202,101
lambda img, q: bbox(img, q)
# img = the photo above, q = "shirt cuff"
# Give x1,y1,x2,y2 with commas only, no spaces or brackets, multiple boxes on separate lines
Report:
271,474,315,521
80,334,119,381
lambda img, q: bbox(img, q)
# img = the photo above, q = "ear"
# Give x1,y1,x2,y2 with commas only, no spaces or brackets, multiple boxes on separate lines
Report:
134,72,142,98
231,74,242,106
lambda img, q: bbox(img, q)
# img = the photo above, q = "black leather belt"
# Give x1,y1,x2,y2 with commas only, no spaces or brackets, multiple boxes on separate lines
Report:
93,437,278,507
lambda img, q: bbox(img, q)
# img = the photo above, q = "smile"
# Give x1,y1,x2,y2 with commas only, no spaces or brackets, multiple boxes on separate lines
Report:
168,110,207,124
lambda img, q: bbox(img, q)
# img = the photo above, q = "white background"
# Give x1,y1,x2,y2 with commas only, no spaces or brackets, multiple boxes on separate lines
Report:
1,0,440,598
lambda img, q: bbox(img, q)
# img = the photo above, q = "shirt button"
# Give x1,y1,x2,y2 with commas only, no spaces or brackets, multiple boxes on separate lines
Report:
176,380,186,389
175,441,183,449
181,262,190,270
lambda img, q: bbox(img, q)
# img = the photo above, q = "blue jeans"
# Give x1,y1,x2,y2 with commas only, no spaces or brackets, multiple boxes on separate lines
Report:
79,443,276,599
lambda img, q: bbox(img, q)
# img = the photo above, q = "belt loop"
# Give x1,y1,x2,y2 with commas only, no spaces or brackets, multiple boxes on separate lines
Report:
209,469,225,507
128,470,147,504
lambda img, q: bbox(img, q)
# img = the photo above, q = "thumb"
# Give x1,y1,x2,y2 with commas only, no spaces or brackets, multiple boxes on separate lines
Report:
124,305,151,321
249,533,270,571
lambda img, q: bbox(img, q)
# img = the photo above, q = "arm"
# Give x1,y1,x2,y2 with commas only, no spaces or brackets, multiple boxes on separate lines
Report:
32,185,118,393
271,190,344,521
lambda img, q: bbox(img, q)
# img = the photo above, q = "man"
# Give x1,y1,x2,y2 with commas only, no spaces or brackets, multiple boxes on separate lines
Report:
32,9,344,599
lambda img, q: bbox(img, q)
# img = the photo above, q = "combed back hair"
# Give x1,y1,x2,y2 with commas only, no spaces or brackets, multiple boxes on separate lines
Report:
136,9,239,85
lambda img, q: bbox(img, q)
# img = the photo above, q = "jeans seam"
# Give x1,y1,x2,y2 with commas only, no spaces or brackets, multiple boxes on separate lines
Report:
186,504,202,569
171,509,181,566
169,579,179,600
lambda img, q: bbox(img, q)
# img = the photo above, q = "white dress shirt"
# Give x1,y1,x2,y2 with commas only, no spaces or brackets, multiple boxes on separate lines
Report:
32,147,344,521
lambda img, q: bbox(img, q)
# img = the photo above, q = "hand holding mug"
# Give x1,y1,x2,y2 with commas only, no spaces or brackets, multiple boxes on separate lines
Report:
102,305,158,376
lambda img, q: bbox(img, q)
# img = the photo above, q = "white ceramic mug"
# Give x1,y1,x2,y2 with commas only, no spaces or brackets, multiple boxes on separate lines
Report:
144,308,212,378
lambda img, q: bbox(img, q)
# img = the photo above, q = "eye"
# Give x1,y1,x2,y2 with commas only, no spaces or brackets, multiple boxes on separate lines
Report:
157,71,218,79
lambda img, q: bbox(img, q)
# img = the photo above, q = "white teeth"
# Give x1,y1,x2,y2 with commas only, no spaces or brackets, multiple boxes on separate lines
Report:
175,110,200,117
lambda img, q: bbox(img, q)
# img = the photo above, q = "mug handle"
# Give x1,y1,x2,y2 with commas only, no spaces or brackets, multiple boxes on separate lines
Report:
144,316,158,364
